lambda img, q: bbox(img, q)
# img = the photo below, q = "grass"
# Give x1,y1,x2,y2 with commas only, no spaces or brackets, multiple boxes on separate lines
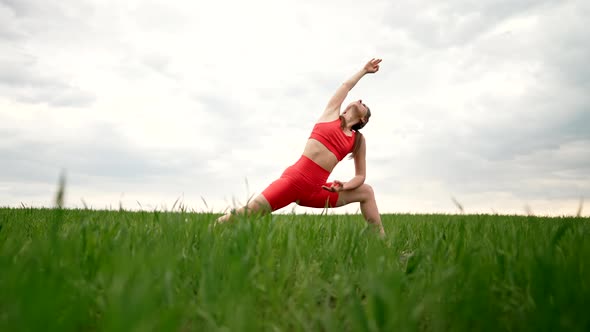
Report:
0,207,588,331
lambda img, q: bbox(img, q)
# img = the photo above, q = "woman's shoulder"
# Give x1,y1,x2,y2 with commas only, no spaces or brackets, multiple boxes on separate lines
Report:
315,114,340,124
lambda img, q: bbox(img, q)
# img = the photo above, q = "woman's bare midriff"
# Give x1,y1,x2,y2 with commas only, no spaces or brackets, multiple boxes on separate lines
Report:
302,139,339,173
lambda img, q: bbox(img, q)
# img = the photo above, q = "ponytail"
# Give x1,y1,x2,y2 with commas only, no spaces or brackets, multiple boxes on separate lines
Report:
340,115,367,159
349,131,363,159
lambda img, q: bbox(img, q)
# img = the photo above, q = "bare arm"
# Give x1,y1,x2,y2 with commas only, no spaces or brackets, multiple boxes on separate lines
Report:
322,59,382,117
342,135,366,191
324,69,368,113
322,136,367,192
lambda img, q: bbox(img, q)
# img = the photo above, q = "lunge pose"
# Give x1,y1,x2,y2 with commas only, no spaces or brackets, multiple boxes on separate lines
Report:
216,58,385,235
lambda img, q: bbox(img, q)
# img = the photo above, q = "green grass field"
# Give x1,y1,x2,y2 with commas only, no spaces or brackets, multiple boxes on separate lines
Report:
0,207,588,331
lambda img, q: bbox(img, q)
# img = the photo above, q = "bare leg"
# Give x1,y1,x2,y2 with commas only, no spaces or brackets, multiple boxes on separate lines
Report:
336,184,385,236
215,194,272,224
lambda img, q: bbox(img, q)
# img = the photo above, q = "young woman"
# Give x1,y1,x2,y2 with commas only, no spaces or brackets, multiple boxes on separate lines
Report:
216,58,385,235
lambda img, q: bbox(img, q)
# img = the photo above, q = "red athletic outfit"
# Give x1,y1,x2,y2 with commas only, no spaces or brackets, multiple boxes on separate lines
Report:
309,118,356,161
261,118,356,211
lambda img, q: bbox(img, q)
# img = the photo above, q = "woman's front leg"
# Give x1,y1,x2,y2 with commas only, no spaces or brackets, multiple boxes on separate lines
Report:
336,183,385,236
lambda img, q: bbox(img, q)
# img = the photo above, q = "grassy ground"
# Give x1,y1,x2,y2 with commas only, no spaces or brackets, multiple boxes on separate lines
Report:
0,207,588,331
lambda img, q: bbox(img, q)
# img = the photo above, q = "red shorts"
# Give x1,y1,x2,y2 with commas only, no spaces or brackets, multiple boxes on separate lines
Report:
261,155,339,211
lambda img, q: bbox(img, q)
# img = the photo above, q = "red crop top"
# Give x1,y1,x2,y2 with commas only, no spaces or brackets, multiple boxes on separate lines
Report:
309,118,356,161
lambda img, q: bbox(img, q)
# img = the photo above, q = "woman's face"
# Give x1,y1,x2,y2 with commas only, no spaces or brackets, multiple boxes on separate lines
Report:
345,99,369,121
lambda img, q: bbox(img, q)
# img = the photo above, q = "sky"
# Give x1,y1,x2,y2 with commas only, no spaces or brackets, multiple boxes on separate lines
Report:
1,0,589,216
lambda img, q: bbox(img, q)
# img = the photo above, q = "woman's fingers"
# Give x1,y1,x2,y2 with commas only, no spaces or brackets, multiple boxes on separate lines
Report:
367,58,381,65
322,184,339,192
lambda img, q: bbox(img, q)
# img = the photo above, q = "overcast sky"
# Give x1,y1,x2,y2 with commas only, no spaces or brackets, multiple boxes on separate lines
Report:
1,0,588,216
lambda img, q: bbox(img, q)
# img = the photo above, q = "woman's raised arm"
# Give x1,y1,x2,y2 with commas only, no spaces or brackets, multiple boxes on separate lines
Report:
322,58,382,116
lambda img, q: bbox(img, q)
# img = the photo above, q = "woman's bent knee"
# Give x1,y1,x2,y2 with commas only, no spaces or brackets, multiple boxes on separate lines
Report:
362,183,374,194
360,183,374,200
336,183,373,206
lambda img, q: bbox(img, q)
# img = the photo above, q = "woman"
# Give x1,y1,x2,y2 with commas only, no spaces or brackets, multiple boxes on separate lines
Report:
216,58,385,236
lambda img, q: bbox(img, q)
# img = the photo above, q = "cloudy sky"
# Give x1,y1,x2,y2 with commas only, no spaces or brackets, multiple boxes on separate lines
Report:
1,0,588,216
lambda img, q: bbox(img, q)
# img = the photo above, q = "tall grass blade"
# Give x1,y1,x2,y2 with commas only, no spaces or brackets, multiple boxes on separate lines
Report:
54,170,66,209
451,196,464,214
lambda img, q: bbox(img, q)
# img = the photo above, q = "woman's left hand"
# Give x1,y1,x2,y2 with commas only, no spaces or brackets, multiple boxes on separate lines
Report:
322,180,345,192
363,58,382,74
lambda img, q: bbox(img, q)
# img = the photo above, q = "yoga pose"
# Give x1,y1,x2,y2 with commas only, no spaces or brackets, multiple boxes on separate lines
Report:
216,58,385,235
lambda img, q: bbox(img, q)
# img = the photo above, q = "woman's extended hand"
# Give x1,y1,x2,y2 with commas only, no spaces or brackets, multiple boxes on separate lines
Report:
364,58,382,74
322,180,345,192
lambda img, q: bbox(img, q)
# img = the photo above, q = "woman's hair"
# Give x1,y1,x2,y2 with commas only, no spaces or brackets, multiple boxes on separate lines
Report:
341,106,371,159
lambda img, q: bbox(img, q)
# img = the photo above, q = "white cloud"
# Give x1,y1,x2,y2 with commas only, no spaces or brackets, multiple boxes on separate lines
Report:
1,0,588,216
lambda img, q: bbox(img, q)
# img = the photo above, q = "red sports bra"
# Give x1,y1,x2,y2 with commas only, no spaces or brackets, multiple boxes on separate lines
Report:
309,118,356,161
